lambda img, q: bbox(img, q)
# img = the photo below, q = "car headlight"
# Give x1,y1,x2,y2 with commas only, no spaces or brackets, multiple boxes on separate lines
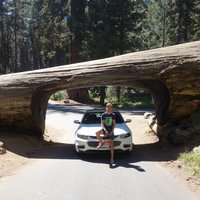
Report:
120,132,131,139
77,133,89,140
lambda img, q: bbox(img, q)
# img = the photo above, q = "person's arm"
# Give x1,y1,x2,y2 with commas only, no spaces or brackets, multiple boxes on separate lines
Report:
101,114,108,133
112,119,116,133
101,119,108,133
111,113,116,133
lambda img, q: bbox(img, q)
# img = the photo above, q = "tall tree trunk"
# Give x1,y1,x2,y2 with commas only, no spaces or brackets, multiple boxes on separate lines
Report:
162,1,166,47
183,2,189,42
67,0,90,103
14,0,18,72
116,86,121,105
100,86,106,105
116,2,125,105
31,36,41,70
0,1,3,73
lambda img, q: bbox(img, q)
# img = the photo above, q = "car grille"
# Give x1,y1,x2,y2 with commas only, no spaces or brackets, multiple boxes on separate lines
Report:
89,135,118,139
87,141,121,148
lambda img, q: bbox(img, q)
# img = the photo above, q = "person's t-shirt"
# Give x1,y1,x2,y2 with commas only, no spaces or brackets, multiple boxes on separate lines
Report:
101,112,116,132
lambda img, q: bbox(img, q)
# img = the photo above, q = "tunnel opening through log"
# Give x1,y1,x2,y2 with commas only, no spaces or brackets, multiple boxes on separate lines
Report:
31,80,170,137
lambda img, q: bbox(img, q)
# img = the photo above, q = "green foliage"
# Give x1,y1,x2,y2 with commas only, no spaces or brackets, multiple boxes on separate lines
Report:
31,0,70,68
178,113,200,180
179,149,200,178
0,0,200,74
89,87,100,99
89,86,154,109
145,0,169,48
106,86,154,109
50,91,66,101
166,0,200,44
83,0,146,60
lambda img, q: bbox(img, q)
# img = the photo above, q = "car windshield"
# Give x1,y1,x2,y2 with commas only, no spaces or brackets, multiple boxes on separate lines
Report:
82,112,124,124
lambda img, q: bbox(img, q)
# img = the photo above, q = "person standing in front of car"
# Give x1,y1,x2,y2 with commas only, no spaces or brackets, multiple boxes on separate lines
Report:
96,103,116,164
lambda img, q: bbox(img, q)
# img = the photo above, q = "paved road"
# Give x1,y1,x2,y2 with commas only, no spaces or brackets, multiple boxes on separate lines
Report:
0,103,198,200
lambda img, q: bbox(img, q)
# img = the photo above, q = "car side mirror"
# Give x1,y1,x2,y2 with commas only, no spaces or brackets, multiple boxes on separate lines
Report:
74,120,80,124
125,119,131,123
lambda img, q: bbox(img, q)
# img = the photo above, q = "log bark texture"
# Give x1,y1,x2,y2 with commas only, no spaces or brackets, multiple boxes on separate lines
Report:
0,41,200,143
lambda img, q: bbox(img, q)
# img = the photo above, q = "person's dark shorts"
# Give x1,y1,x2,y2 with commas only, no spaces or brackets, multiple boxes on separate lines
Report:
101,129,114,140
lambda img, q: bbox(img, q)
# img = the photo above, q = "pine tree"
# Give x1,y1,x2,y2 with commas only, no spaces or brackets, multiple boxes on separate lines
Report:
0,0,6,74
0,0,199,77
167,0,200,44
31,0,69,68
67,0,90,103
84,0,146,105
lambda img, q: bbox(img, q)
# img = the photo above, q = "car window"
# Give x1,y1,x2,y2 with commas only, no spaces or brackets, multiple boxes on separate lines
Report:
82,112,124,124
82,113,101,124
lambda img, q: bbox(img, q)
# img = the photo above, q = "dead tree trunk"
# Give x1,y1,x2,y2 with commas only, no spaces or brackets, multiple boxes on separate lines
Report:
0,41,199,144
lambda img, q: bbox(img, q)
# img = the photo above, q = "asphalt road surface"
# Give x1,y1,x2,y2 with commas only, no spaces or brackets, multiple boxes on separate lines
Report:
0,102,198,200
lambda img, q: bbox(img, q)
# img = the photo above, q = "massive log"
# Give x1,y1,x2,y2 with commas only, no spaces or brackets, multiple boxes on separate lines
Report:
0,41,200,143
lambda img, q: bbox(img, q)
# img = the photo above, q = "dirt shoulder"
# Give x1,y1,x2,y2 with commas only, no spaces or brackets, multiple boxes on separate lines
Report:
0,132,53,178
125,112,200,197
0,100,200,197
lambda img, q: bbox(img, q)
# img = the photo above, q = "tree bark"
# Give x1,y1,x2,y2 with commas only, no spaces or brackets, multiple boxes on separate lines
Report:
14,0,18,72
67,0,90,103
0,41,200,144
99,86,106,105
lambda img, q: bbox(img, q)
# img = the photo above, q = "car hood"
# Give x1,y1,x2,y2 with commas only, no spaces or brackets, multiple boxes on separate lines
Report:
76,123,131,136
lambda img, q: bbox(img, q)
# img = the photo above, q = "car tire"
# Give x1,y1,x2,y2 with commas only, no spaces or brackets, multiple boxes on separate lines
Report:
74,149,81,157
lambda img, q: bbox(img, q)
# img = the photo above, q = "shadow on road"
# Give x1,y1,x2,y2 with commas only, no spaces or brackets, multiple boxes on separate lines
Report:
1,133,189,171
47,102,153,116
0,103,189,171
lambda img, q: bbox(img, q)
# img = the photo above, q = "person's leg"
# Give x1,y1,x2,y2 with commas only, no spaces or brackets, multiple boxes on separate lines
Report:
109,139,114,163
96,129,105,148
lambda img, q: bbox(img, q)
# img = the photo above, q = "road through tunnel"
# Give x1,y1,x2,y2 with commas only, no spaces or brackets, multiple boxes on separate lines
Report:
31,79,170,139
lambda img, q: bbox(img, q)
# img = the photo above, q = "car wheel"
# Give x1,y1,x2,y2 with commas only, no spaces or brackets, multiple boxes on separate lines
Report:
74,148,82,157
126,145,133,154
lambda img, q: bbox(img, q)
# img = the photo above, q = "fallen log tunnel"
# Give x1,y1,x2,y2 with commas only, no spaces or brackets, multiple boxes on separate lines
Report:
0,41,200,143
